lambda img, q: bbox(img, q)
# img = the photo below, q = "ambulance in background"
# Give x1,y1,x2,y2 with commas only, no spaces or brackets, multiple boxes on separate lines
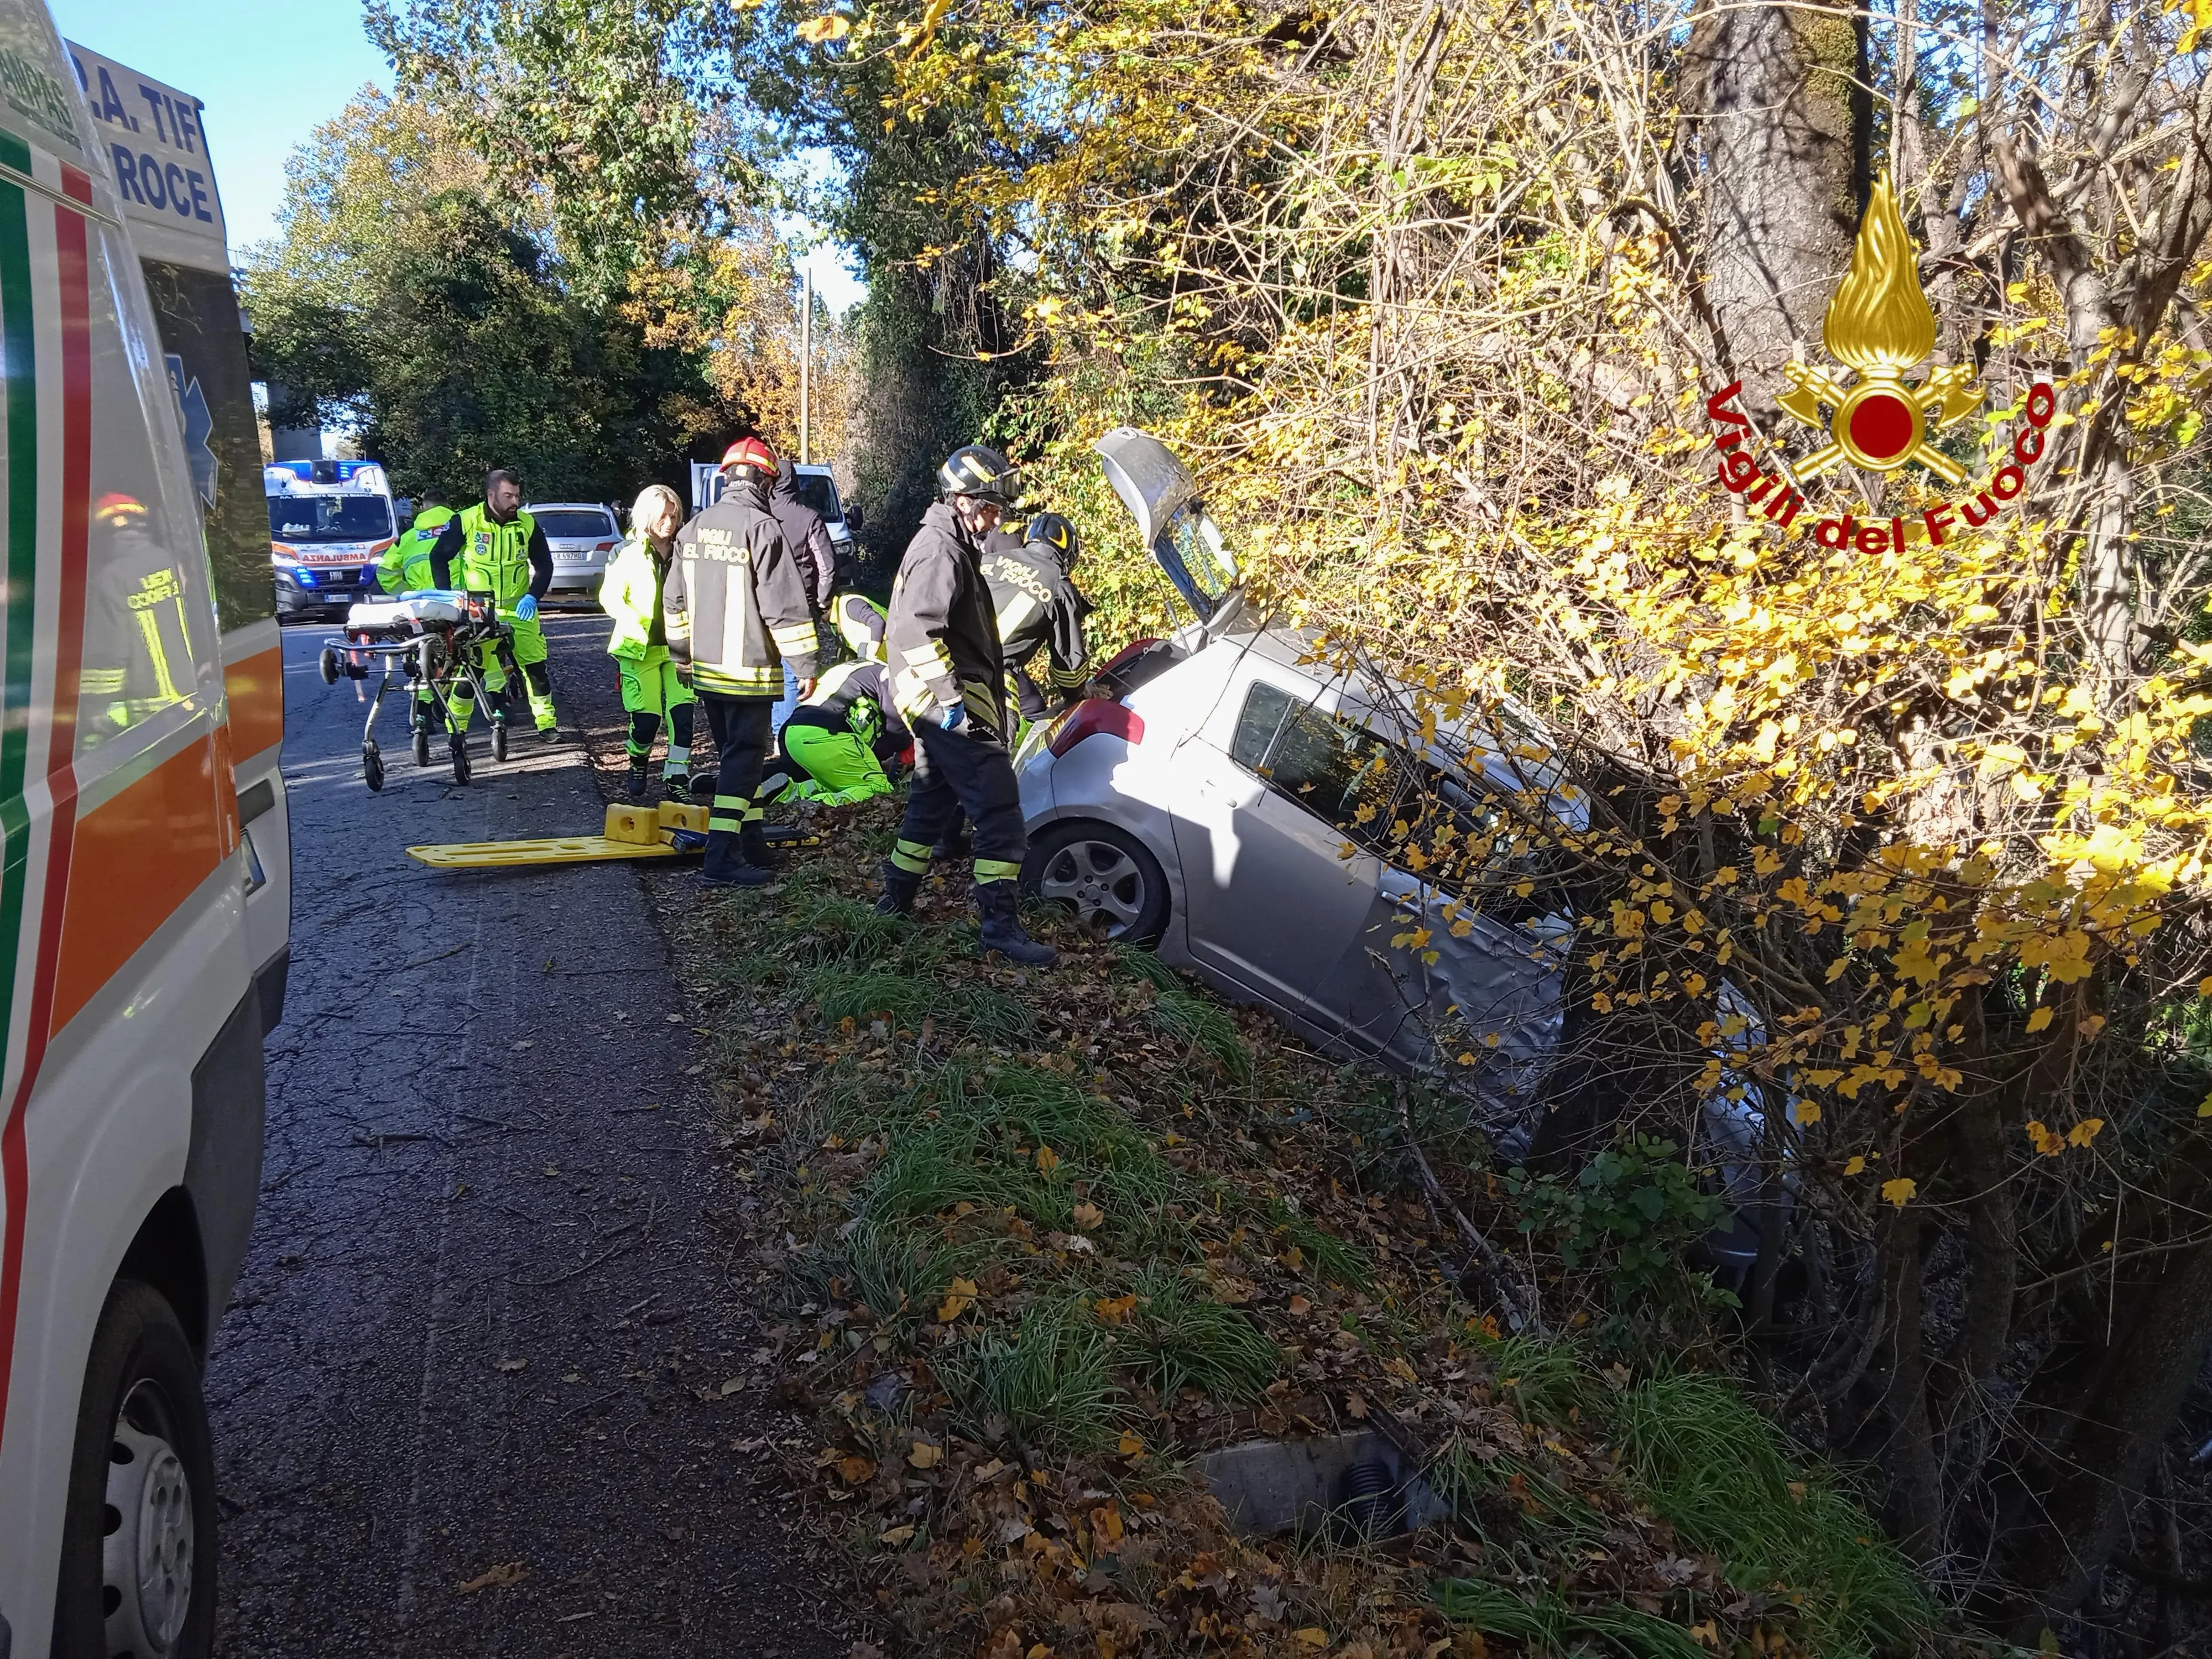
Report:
0,19,291,1659
265,456,398,619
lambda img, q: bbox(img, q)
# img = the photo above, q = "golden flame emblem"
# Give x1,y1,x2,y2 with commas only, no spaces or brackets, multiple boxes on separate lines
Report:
1777,174,1981,483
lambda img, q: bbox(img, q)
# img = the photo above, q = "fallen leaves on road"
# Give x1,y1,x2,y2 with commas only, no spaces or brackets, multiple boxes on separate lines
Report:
456,1561,528,1593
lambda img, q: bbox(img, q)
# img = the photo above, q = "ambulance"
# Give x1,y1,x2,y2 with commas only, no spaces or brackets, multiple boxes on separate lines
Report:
265,456,398,619
0,15,291,1658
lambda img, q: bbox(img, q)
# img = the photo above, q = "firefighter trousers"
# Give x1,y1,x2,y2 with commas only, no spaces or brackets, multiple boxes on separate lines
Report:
618,648,695,775
698,691,775,880
892,720,1026,887
783,722,892,806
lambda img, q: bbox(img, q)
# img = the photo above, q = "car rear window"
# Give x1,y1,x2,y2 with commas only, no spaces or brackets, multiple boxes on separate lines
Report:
534,509,615,540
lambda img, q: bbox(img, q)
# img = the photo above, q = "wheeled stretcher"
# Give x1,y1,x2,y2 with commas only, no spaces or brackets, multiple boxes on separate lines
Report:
316,590,516,790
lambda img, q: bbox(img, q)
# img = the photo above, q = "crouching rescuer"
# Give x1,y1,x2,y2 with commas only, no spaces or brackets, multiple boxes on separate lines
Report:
431,467,561,741
666,436,821,886
603,483,696,800
878,444,1056,967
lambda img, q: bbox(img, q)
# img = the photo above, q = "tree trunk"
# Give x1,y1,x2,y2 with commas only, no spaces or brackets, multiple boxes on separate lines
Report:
1989,1138,2212,1631
1682,1,1862,414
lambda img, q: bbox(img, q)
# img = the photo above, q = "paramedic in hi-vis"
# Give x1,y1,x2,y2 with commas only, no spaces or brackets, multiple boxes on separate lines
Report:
430,467,561,742
602,483,697,801
877,444,1056,967
665,436,821,886
381,491,453,739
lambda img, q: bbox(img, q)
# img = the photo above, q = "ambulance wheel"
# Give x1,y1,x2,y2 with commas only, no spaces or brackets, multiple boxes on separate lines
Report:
51,1279,217,1659
450,733,472,785
318,646,339,685
363,743,384,792
413,727,432,768
492,723,510,763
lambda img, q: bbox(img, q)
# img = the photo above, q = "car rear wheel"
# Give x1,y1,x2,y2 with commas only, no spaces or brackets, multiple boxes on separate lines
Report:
52,1280,216,1659
1022,821,1169,947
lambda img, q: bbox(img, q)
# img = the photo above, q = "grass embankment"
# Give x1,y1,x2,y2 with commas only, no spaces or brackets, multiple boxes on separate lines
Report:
665,799,1963,1659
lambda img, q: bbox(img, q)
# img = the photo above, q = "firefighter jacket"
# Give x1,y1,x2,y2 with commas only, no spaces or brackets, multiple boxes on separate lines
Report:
85,513,196,740
783,658,910,766
429,503,553,606
834,592,887,662
982,531,1091,701
665,473,820,696
380,504,452,593
601,532,675,658
770,466,838,614
887,500,1006,735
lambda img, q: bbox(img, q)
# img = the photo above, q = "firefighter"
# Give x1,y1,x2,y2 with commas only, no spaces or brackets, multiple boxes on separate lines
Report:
602,483,696,800
877,444,1056,966
380,492,453,740
429,467,560,742
770,459,839,618
983,511,1091,722
774,656,907,806
84,493,195,744
666,436,821,886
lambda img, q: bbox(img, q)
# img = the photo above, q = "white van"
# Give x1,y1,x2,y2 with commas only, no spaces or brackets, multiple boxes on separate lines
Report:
2,12,288,1657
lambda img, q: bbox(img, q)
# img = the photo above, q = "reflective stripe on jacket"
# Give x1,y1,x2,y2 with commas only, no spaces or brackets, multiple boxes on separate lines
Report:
886,500,1005,733
664,474,820,696
601,532,672,658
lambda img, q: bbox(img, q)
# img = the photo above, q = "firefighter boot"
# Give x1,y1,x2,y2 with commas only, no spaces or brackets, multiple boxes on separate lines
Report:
627,760,651,799
701,829,771,888
740,823,775,869
876,863,923,917
975,880,1056,967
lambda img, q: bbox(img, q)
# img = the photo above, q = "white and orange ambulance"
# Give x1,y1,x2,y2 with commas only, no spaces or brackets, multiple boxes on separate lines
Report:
0,12,289,1657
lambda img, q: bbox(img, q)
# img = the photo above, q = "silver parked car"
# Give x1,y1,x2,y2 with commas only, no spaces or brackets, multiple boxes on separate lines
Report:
526,501,621,596
1015,428,1578,1133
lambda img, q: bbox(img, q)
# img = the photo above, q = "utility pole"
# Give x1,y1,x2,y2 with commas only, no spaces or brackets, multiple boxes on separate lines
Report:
799,265,812,467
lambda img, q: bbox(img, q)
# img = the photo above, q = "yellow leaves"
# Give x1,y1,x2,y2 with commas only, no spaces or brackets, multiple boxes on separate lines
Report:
1843,1155,1867,1176
1093,1293,1138,1324
1295,1631,1331,1650
1881,1177,1917,1208
2020,929,2094,984
1072,1201,1105,1231
907,1439,943,1469
2025,1006,2054,1032
937,1276,979,1322
796,12,852,41
2026,1118,2105,1155
1791,1099,1822,1126
1118,1430,1147,1457
1035,1145,1061,1175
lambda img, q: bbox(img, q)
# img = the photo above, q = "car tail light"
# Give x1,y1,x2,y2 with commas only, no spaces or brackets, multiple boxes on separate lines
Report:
594,540,616,552
1047,698,1145,758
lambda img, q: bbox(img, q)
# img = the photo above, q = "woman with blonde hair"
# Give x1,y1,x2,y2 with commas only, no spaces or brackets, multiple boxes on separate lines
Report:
601,482,696,799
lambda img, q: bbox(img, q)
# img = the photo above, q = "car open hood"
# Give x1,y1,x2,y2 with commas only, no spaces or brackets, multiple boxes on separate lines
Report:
1094,427,1241,629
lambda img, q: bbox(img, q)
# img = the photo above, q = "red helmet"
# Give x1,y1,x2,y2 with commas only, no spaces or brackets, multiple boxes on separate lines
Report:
719,436,778,475
95,492,148,524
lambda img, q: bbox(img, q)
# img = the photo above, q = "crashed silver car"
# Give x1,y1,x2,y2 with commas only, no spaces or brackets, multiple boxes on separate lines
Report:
1014,429,1579,1134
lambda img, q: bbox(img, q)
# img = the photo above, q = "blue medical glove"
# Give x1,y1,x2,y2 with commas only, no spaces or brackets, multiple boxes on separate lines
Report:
939,703,966,732
515,593,539,621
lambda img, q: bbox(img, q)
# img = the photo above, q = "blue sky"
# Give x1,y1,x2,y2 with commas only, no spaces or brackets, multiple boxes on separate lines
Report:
52,0,862,306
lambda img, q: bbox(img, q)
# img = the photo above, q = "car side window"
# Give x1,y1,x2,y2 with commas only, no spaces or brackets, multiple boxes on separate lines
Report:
1229,677,1408,855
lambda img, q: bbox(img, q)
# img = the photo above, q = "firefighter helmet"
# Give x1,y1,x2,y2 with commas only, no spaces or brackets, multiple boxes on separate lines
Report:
1023,512,1079,571
94,492,148,527
936,444,1019,507
719,435,778,475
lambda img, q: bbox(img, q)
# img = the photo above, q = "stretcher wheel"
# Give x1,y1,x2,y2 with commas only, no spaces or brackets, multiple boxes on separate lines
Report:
413,727,432,768
363,742,384,792
449,733,471,786
492,723,509,763
319,646,340,686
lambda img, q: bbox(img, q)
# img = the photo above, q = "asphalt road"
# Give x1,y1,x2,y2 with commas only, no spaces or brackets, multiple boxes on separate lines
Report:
207,607,847,1657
